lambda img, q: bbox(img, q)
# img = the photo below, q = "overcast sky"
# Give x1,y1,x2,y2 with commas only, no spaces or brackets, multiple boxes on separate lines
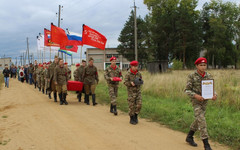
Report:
0,0,239,64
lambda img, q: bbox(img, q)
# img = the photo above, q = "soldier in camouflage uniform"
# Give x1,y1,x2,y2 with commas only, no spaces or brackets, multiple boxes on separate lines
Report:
184,57,217,150
124,61,143,125
104,57,122,115
45,62,51,97
77,60,86,102
48,56,59,102
36,64,43,91
54,59,69,105
33,60,38,88
41,63,47,94
82,57,98,106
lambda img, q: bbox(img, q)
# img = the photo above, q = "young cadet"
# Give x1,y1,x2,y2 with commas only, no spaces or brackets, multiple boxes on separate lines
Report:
185,57,217,150
124,61,143,125
104,57,122,115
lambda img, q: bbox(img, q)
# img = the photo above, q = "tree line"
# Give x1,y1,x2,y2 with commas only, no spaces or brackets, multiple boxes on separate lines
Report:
117,0,240,69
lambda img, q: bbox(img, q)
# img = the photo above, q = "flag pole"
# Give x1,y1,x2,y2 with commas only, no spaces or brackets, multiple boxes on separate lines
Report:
80,46,83,62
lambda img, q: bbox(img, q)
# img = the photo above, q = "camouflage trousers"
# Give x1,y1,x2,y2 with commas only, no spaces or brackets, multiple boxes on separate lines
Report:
37,77,41,88
108,84,118,106
127,89,142,116
41,79,45,90
190,99,209,139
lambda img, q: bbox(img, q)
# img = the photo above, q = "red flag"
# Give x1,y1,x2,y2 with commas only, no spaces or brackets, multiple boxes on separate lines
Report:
82,24,107,50
44,28,60,47
51,23,68,47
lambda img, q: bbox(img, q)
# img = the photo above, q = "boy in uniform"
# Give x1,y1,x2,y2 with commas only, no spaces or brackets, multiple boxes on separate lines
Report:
104,57,122,115
185,57,217,150
124,61,143,125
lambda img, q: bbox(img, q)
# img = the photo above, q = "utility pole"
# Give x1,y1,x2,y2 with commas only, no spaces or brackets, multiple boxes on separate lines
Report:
27,37,30,64
134,0,138,61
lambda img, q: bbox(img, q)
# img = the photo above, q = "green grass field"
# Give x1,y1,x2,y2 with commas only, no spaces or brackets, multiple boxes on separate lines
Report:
95,70,240,150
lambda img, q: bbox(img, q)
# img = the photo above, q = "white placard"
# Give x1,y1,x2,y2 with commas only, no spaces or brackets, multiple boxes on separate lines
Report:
201,80,214,99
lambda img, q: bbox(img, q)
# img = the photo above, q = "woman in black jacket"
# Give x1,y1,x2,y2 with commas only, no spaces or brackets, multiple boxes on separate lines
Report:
3,66,11,88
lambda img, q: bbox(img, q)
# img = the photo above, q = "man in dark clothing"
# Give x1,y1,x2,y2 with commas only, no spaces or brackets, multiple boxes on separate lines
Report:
3,66,11,88
24,65,29,83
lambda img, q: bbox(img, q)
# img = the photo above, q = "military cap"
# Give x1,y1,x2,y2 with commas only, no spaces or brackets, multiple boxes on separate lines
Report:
82,59,86,62
89,57,94,61
110,57,117,61
54,55,58,59
195,57,207,65
130,60,139,66
76,63,80,67
64,62,68,65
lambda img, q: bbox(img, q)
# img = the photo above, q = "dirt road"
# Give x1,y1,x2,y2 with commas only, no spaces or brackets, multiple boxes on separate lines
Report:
0,78,228,150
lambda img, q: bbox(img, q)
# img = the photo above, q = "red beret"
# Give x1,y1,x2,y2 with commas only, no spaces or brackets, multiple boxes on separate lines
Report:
110,57,117,61
40,64,43,67
130,60,139,66
64,62,68,65
76,63,80,67
47,62,50,65
38,64,42,67
43,62,46,65
195,57,207,65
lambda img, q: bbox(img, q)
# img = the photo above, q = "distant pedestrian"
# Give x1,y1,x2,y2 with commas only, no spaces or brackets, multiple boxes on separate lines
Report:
19,66,25,83
24,65,29,83
185,57,217,150
28,63,34,85
11,66,17,78
3,66,10,88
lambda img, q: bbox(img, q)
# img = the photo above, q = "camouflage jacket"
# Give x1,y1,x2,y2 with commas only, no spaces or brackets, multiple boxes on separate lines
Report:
124,70,142,92
104,65,122,85
36,68,43,79
73,69,79,81
41,68,45,81
185,71,215,99
28,66,34,74
48,62,58,81
54,66,68,85
33,64,38,75
82,65,99,85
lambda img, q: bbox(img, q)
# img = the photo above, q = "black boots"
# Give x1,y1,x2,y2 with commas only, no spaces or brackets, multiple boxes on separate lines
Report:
85,95,90,105
84,94,86,103
42,88,44,94
92,94,98,106
48,93,52,99
203,138,212,150
110,104,113,113
112,105,118,116
39,87,41,91
45,90,47,95
59,93,63,105
34,82,37,89
129,114,139,125
78,93,82,102
186,130,198,147
63,93,68,105
134,113,138,123
54,92,57,102
130,116,136,125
